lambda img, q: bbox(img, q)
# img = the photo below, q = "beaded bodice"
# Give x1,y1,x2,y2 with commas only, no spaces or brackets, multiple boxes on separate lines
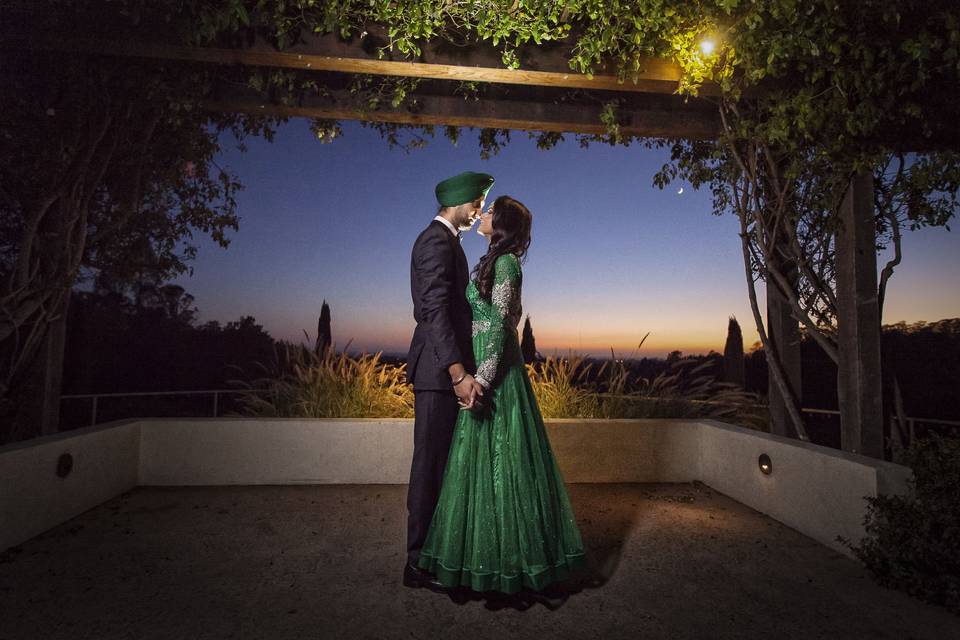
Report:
467,253,523,389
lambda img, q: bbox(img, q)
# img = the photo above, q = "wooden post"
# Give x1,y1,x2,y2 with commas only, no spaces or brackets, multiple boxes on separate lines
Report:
836,171,884,457
766,257,802,438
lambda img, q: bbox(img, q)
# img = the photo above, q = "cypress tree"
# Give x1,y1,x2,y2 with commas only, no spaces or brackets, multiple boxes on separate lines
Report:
521,314,538,364
316,300,332,355
723,315,745,388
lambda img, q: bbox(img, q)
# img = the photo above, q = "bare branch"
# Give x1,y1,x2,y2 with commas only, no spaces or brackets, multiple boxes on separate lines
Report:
736,202,810,441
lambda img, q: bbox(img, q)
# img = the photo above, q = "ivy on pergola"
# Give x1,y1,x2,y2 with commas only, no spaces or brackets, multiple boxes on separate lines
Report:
12,1,960,148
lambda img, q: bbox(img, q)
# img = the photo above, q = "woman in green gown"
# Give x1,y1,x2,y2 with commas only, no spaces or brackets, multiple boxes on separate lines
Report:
416,195,587,594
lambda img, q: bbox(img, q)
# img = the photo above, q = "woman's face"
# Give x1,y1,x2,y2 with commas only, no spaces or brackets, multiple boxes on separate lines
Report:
477,204,494,237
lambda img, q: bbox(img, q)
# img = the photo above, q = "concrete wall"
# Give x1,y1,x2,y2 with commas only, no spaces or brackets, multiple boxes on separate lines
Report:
0,419,140,554
137,417,701,485
1,417,913,558
138,418,415,485
547,419,701,483
695,419,913,554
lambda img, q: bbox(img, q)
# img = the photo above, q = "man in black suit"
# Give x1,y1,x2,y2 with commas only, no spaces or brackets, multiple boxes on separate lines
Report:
402,171,494,592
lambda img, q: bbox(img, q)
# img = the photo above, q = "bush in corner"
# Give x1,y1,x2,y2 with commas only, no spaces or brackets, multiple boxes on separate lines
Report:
838,431,960,614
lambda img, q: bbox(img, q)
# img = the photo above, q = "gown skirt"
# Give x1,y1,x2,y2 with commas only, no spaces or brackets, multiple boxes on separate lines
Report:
416,338,587,594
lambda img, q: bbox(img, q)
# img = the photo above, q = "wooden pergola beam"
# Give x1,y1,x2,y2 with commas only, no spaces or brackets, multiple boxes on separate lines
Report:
204,87,720,139
5,29,716,97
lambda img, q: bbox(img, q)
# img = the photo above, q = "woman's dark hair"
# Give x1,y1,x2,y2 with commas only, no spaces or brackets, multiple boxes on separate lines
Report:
472,195,532,301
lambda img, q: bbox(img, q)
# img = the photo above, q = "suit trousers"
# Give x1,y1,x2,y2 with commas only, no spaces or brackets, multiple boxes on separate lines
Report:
406,388,459,564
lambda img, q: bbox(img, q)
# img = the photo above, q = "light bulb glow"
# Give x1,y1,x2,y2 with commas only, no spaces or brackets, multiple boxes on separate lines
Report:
700,39,716,55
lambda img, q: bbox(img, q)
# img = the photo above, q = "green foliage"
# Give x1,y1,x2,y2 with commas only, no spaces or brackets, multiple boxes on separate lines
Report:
359,121,434,152
838,432,960,615
347,74,423,111
712,1,960,176
229,339,414,418
529,130,565,150
477,127,512,159
876,152,960,235
309,118,343,143
598,99,625,145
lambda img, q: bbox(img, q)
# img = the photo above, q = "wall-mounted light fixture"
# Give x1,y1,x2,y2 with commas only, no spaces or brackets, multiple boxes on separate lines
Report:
56,452,73,478
758,453,772,475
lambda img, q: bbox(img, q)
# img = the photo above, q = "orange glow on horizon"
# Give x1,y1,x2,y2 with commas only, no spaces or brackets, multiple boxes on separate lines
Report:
287,329,764,359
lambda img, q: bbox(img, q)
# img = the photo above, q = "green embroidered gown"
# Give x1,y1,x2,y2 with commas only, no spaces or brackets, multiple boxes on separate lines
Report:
416,253,587,593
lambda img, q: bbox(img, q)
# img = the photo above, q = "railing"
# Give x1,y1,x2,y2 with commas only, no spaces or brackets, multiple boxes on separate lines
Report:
61,389,960,433
60,389,271,426
598,394,960,441
799,408,960,440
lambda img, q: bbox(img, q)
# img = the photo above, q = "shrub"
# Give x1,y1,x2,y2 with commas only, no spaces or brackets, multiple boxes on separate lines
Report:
838,432,960,615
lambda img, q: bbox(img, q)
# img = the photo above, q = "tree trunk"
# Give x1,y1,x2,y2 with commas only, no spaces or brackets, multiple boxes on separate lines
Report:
6,287,70,443
836,171,884,458
766,256,803,438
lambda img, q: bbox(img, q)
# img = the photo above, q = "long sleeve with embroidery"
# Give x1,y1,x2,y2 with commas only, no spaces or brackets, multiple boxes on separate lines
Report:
473,253,523,389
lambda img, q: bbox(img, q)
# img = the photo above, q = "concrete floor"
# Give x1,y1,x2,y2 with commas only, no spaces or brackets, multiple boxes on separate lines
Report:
0,482,957,640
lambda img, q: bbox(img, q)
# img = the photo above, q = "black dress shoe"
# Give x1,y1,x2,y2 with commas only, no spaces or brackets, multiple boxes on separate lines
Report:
402,561,449,593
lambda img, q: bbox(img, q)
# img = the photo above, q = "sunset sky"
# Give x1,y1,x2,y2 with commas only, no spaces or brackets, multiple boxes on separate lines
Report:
171,118,960,359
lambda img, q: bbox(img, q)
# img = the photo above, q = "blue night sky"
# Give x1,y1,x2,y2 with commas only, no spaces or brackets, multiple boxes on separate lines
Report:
171,118,960,358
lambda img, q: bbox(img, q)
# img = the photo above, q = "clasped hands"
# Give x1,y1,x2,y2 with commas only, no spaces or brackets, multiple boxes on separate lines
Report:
450,364,485,410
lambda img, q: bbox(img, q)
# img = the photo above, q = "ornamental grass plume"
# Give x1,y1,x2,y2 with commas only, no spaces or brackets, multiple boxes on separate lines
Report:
525,352,601,419
226,334,413,418
603,357,765,427
527,349,763,426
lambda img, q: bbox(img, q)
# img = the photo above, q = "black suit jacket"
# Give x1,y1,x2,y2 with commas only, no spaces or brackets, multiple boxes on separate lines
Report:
407,220,475,391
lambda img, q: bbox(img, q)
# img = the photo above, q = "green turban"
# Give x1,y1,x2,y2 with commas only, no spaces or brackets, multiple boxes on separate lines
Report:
435,171,495,207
